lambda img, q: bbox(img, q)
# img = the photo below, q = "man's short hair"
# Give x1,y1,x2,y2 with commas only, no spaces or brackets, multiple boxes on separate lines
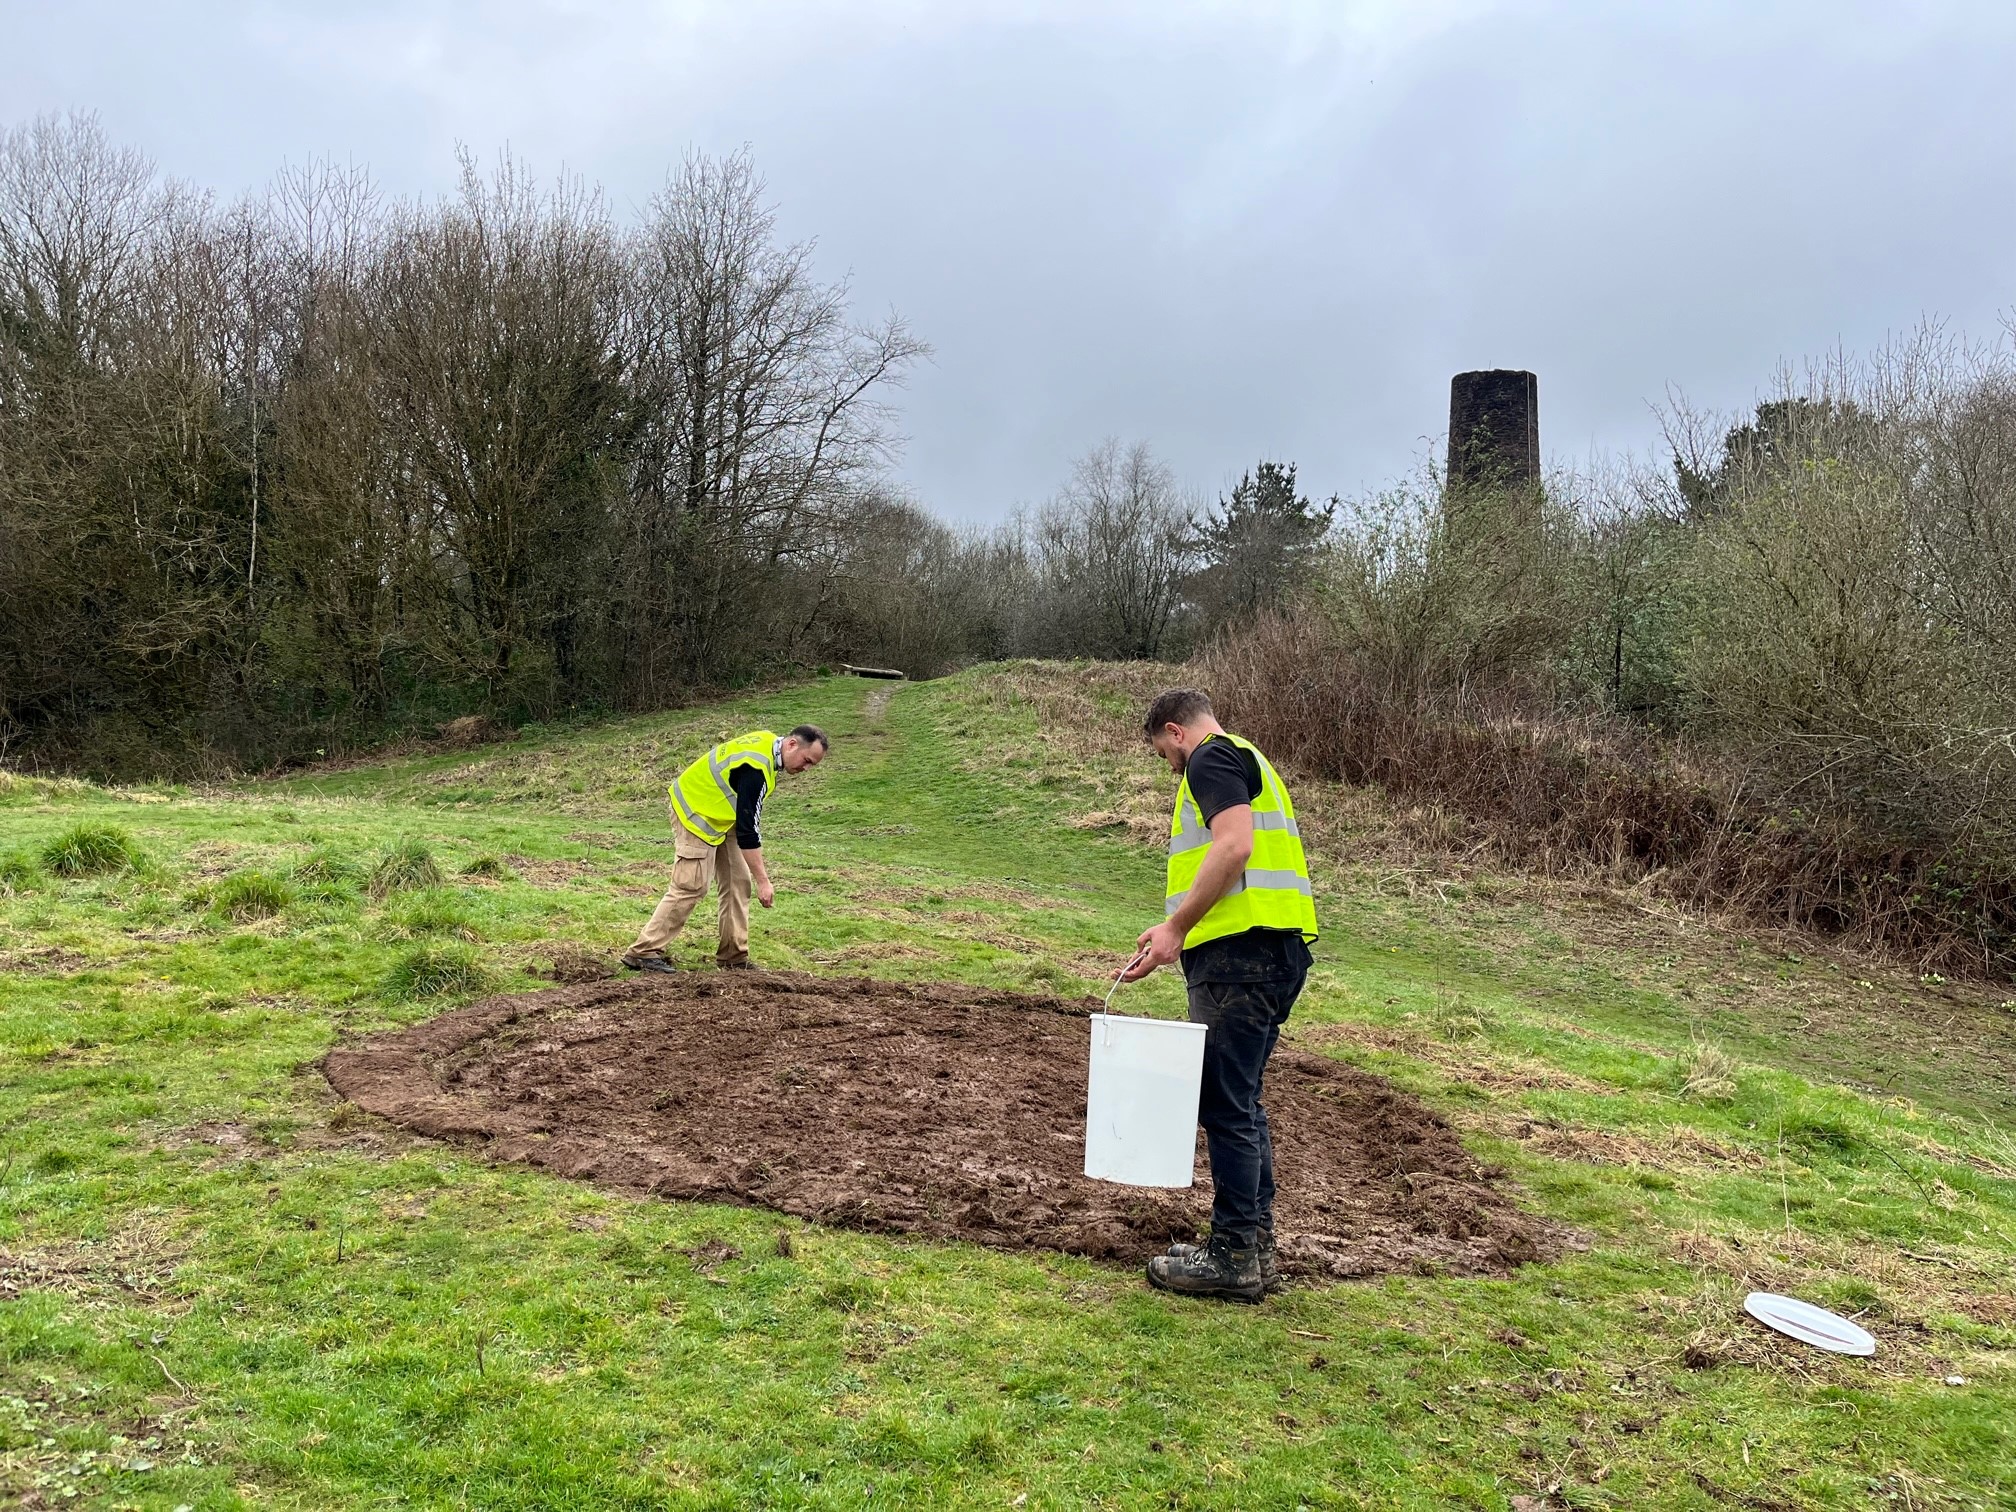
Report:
1142,689,1213,739
787,724,830,750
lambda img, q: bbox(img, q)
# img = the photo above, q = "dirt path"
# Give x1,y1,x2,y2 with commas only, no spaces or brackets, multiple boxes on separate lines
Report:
325,973,1563,1279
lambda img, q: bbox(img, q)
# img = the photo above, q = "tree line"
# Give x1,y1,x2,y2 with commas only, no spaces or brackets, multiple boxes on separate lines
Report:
2,113,1332,776
15,112,2008,978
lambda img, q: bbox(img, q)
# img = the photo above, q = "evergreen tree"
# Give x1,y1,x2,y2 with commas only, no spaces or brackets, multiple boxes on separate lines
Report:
1193,460,1335,632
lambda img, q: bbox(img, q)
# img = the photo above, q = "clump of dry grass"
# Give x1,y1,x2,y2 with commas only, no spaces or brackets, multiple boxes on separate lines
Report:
1677,1037,1741,1102
1417,983,1495,1042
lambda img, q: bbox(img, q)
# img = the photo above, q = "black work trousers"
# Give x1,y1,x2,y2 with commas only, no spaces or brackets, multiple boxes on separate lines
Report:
1185,956,1308,1246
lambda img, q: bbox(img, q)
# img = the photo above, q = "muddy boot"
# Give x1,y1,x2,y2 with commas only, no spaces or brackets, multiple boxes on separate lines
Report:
621,954,677,975
1166,1228,1282,1293
1146,1233,1265,1304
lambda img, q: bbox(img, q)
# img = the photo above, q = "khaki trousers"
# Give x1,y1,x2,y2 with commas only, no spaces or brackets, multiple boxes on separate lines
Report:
628,813,752,965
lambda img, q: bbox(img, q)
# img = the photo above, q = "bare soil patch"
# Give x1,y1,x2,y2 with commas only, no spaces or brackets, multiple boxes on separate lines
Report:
533,945,619,985
0,1223,185,1312
324,972,1562,1279
0,946,91,974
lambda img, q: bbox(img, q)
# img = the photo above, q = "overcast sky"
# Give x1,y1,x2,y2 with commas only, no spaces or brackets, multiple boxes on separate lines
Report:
6,0,2012,520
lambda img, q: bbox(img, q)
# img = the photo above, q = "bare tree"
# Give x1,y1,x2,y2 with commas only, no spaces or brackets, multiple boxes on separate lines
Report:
0,111,158,362
1023,440,1198,659
618,149,925,693
368,149,630,704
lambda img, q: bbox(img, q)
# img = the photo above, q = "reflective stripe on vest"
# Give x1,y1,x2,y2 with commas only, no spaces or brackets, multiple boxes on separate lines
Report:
669,731,779,847
1169,805,1299,855
1165,732,1318,949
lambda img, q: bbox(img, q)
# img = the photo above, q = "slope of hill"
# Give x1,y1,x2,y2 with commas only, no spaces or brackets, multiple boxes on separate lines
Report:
0,665,2010,1509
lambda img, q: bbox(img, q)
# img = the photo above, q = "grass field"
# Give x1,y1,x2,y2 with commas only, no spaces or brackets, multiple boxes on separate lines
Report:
2,664,2012,1510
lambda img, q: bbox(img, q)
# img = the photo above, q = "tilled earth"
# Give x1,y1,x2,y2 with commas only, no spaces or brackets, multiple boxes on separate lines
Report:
324,972,1562,1279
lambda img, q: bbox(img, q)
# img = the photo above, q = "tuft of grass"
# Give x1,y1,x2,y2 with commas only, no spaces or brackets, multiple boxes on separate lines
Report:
1678,1037,1741,1102
212,869,295,923
40,821,143,878
291,845,362,903
383,941,488,999
0,850,40,894
376,886,481,941
459,853,516,880
292,846,360,884
1419,982,1495,1042
369,837,444,898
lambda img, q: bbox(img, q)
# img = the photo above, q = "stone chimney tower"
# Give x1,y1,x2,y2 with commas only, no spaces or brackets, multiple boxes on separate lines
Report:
1447,369,1540,493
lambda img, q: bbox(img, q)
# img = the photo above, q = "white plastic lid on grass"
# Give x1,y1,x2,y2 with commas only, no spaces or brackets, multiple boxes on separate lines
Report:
1743,1292,1877,1356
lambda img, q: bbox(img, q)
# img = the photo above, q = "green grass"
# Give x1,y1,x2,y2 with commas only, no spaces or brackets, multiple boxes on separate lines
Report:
369,837,445,897
0,850,38,893
211,870,296,923
39,819,143,878
0,664,2010,1509
384,941,489,999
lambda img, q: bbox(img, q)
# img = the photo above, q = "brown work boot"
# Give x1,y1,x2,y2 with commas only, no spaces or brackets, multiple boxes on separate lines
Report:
1146,1233,1265,1304
1166,1228,1282,1293
717,959,760,971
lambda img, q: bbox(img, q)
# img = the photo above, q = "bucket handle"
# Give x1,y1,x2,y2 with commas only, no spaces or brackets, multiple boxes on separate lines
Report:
1100,946,1151,1016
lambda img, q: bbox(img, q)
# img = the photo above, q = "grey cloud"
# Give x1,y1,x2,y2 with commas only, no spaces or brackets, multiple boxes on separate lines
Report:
5,0,2010,518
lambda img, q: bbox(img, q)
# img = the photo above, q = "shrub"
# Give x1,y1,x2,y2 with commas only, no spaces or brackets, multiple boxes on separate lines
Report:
213,870,294,923
0,852,39,894
384,942,488,999
40,822,142,878
369,838,443,898
1202,612,2016,978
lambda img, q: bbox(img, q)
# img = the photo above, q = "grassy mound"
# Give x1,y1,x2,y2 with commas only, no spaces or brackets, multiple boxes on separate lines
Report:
212,870,295,922
383,941,488,999
368,837,444,897
40,820,143,877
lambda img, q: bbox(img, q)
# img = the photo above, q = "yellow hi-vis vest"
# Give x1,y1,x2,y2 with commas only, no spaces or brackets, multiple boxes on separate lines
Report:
670,731,779,847
1166,732,1318,949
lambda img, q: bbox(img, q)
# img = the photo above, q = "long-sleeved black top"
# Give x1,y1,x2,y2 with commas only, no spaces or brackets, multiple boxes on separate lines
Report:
728,762,769,850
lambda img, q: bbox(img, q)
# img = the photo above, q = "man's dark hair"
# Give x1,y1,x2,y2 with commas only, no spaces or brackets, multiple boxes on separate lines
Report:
788,724,830,750
1142,688,1213,739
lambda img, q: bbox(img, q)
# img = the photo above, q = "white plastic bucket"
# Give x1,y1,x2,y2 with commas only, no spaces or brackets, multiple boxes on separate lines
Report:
1083,1013,1207,1187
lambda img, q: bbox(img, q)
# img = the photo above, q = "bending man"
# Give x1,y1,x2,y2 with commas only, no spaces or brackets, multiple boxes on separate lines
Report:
622,725,829,974
1121,688,1317,1303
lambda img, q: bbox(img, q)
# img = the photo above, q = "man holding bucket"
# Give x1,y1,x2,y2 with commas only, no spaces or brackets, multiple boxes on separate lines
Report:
621,725,829,973
1121,688,1317,1303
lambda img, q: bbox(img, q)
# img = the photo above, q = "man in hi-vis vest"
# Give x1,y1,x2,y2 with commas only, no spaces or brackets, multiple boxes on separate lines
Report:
1120,688,1317,1302
622,725,829,974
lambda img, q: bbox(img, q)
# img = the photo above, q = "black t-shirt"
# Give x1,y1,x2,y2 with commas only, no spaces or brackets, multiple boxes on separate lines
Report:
1178,734,1314,985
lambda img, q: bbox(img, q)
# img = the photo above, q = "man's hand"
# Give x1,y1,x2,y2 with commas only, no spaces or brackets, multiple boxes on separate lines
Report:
1122,920,1183,981
743,846,775,908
